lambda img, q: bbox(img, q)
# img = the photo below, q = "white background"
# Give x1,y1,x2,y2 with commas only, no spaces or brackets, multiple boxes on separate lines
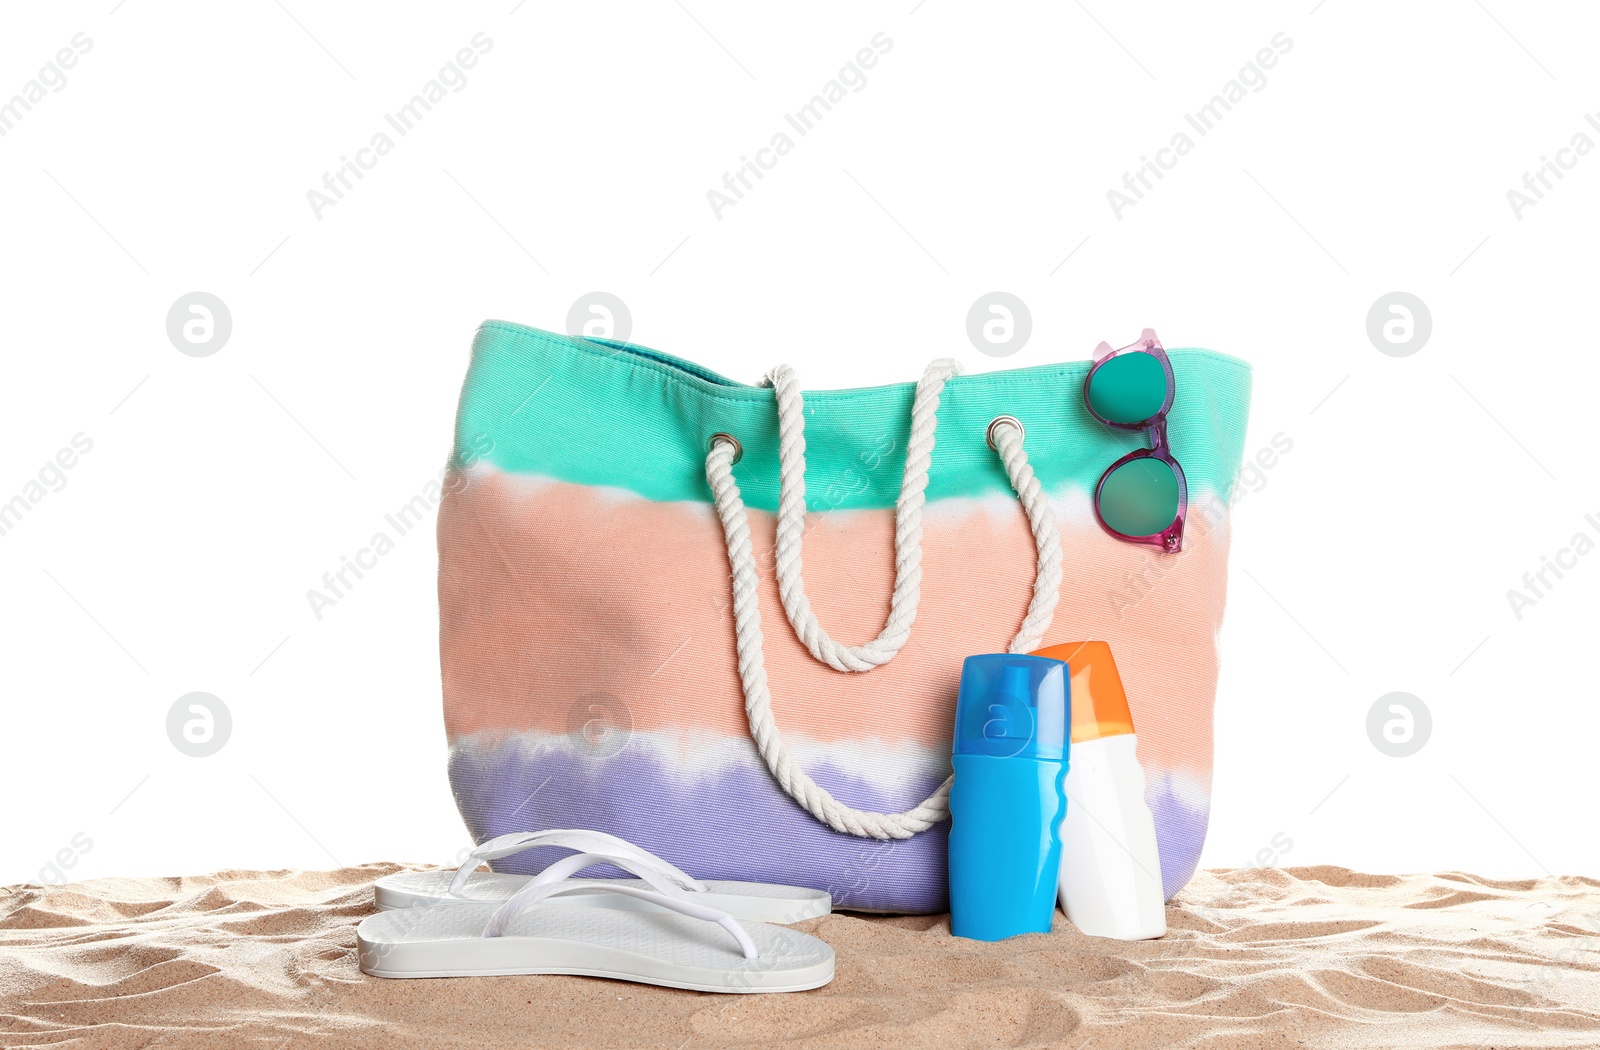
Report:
3,0,1596,888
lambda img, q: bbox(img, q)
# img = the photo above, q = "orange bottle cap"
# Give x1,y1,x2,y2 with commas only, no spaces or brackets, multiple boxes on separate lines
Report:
1030,641,1136,743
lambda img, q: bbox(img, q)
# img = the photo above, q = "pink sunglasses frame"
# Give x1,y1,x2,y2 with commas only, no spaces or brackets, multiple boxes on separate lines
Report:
1083,329,1188,553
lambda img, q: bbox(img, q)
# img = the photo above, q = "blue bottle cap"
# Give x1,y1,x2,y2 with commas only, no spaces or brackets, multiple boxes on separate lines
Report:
952,654,1068,760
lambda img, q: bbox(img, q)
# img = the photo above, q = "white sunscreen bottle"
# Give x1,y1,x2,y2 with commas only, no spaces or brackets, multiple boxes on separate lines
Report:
1033,641,1167,940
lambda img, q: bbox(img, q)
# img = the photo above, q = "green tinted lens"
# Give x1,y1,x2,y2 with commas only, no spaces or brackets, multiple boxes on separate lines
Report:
1098,457,1180,537
1087,351,1169,425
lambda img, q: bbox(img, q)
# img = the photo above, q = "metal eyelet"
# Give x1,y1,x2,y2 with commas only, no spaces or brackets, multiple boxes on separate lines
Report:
986,415,1023,451
708,432,743,464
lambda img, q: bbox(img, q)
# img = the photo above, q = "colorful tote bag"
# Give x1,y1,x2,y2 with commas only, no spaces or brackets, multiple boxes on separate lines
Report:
439,320,1252,913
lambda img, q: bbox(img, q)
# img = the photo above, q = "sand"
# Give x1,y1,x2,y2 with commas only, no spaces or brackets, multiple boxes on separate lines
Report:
3,865,1599,1049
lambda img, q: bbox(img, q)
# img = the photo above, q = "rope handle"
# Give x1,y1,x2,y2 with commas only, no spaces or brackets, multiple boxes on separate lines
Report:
767,359,957,672
703,361,1063,839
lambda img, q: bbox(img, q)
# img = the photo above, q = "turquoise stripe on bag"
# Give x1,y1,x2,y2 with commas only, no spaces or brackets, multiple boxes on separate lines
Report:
454,320,1252,512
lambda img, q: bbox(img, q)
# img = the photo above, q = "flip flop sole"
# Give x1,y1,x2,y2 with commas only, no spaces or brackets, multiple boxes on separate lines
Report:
357,905,834,994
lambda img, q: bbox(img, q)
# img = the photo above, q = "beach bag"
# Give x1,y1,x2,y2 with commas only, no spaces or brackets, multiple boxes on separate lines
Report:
439,320,1252,912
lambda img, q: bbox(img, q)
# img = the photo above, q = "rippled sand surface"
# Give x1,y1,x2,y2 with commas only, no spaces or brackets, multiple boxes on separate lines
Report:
3,864,1598,1048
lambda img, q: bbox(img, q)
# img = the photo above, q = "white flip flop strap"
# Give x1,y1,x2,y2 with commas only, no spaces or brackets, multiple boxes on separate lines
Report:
483,880,759,960
520,851,689,900
450,829,706,896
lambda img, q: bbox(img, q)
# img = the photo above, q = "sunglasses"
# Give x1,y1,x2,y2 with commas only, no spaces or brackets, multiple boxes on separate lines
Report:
1083,329,1187,553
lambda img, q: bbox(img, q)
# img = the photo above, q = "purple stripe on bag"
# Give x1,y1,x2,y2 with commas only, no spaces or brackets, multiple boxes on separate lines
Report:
1147,783,1209,901
449,739,952,914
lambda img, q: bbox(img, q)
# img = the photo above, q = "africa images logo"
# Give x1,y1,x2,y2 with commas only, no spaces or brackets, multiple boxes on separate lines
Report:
0,33,92,138
1504,111,1600,220
1106,32,1293,219
706,32,893,219
305,33,494,219
1505,511,1600,620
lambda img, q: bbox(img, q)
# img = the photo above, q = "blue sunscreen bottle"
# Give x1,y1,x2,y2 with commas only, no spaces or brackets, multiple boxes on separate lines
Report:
948,654,1070,941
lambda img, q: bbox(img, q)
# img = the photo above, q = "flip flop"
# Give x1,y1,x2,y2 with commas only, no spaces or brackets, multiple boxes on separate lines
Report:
357,862,835,992
374,829,831,924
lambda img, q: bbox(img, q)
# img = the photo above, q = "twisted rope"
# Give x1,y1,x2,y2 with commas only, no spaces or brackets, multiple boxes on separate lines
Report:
768,359,959,673
703,366,1063,839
